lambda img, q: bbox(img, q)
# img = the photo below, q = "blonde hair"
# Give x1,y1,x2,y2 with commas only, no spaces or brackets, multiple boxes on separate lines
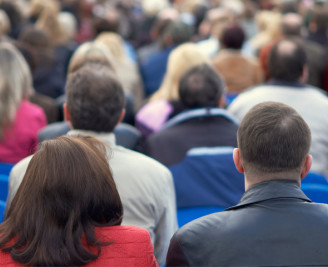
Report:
150,43,210,101
35,0,66,46
249,11,282,52
57,11,77,43
96,32,126,61
0,43,33,139
0,10,10,36
68,41,115,74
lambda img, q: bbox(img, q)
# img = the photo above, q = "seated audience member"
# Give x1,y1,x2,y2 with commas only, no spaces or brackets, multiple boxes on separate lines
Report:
213,23,263,95
167,102,328,266
18,27,64,99
259,13,326,88
141,64,238,167
96,32,144,111
0,136,157,267
6,65,177,267
139,20,193,96
136,43,210,137
228,39,328,179
0,43,47,164
15,42,59,123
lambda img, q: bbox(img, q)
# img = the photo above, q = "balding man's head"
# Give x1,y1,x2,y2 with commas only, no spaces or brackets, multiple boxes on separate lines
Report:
281,13,302,36
268,39,307,82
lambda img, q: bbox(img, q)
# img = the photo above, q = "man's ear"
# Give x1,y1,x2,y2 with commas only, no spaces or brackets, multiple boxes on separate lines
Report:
63,103,73,129
116,108,126,126
233,148,245,173
300,154,312,180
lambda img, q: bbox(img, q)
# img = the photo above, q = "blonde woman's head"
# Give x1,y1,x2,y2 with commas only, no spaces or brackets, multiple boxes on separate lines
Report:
96,32,126,61
0,10,10,36
0,42,33,138
150,43,210,101
68,41,115,75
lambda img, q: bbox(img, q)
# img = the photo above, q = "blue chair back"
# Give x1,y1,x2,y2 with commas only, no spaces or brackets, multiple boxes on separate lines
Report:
302,172,328,185
169,146,245,208
162,108,239,130
301,183,328,204
178,206,225,227
0,174,9,202
0,163,14,176
0,200,6,222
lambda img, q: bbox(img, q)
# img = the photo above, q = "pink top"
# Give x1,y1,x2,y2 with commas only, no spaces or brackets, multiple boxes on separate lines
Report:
0,225,158,267
0,100,47,164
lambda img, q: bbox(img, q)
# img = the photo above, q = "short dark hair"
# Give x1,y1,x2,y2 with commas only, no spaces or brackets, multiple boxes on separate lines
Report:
0,135,123,266
178,64,225,109
66,64,125,132
238,102,311,174
268,39,307,82
220,23,245,50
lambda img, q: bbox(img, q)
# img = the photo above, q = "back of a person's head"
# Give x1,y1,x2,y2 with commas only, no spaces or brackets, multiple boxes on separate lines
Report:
268,38,306,82
96,32,126,61
68,41,115,74
151,42,210,101
0,10,10,37
238,102,311,176
0,135,123,266
165,20,193,46
142,0,170,17
66,64,125,133
281,13,302,37
220,23,245,50
0,1,23,30
18,26,51,50
0,42,33,139
179,64,224,109
57,11,78,44
93,6,121,35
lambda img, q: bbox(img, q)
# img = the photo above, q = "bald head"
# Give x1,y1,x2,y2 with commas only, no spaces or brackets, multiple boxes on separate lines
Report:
268,39,307,82
281,13,302,36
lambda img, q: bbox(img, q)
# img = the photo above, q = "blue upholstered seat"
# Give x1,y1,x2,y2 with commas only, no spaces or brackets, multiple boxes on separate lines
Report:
169,146,244,209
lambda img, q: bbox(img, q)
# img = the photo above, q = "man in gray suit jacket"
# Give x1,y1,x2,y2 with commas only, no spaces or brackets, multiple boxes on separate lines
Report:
166,101,328,266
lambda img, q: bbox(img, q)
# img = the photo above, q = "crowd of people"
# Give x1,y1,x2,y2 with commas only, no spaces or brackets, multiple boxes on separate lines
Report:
1,0,328,266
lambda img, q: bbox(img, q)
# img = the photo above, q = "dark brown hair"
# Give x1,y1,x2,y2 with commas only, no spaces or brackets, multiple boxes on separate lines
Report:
66,64,125,133
0,135,123,266
237,102,311,174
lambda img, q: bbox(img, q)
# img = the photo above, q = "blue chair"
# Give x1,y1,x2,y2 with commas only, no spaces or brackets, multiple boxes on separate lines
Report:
0,200,6,222
301,183,328,204
178,206,225,227
169,146,245,209
0,174,9,202
0,162,14,176
302,172,328,185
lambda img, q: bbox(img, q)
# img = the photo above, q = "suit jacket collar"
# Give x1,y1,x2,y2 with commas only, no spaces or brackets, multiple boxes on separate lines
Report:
67,129,116,147
226,180,311,211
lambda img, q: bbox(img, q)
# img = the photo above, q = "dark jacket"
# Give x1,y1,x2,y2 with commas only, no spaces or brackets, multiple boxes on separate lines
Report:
141,108,238,166
166,180,328,266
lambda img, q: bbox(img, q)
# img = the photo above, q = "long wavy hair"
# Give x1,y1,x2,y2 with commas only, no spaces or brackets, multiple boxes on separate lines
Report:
0,135,123,266
150,42,210,102
0,42,33,140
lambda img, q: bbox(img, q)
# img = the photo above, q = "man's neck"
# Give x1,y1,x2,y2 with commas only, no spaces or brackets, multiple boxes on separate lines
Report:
244,172,301,191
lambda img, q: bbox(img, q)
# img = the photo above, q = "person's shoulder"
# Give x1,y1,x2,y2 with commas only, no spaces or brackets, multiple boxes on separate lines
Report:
98,225,151,240
111,145,172,177
18,100,47,124
10,155,33,176
175,211,228,241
